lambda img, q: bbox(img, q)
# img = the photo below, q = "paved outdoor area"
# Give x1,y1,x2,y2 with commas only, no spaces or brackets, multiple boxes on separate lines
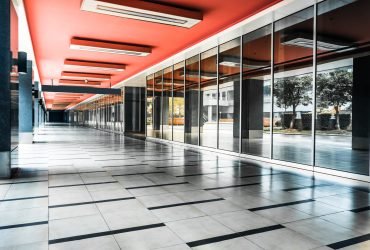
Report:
1,124,370,249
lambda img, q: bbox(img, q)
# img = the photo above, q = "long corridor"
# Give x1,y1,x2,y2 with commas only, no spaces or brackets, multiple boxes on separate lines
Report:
1,124,370,250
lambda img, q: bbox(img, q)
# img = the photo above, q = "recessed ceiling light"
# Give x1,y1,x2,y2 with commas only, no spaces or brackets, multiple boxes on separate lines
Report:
70,37,151,56
61,71,111,81
81,0,202,28
64,59,126,72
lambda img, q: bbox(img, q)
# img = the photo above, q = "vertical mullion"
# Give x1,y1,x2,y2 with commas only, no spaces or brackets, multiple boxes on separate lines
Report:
216,46,220,149
183,61,186,144
270,23,275,160
239,35,243,154
161,70,164,139
171,65,174,141
312,1,318,169
198,53,201,146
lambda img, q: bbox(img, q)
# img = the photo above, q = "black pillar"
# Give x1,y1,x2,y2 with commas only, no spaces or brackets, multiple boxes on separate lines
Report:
352,56,370,151
124,87,145,135
0,0,11,178
241,79,264,139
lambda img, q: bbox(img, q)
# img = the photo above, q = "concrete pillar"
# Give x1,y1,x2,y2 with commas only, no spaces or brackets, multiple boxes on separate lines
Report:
18,60,33,144
241,79,264,139
0,0,11,178
153,96,161,131
352,56,370,151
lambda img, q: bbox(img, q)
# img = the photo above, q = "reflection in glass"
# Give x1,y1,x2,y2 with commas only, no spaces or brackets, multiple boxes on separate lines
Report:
153,70,163,138
315,0,369,175
146,74,154,137
273,7,314,165
163,66,173,140
200,48,218,148
185,55,200,145
173,62,185,142
218,39,241,152
241,25,272,158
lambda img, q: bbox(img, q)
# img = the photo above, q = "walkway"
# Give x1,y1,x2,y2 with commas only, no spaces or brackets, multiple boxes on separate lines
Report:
1,124,370,249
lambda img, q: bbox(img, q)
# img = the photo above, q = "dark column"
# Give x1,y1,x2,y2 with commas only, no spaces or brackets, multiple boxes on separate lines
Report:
352,56,370,151
185,90,198,133
124,87,145,136
18,60,33,144
233,81,240,138
153,96,161,130
0,0,11,178
241,79,264,139
33,82,40,133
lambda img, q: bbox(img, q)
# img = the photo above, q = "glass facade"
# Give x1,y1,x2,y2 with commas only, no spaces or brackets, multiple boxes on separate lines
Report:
200,48,218,148
185,55,200,145
145,0,370,176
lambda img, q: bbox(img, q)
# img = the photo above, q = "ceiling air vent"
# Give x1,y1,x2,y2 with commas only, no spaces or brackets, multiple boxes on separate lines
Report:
64,59,126,72
70,37,152,56
81,0,203,28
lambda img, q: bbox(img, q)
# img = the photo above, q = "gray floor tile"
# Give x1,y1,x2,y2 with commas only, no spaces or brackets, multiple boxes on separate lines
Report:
49,214,109,240
193,237,262,250
166,216,233,242
114,226,183,250
49,236,120,250
152,205,206,222
49,204,100,220
246,228,322,250
0,225,48,248
0,207,48,227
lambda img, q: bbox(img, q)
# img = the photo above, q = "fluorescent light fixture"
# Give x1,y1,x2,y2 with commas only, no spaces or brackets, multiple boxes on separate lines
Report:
81,0,202,28
70,37,151,56
219,56,270,69
61,71,111,81
59,79,101,86
64,59,125,72
282,33,352,51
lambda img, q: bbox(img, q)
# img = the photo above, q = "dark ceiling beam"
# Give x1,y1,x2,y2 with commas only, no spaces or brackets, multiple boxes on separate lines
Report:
41,85,121,95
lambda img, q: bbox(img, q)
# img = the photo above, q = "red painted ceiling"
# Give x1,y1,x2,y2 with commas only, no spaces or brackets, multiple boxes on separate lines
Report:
24,0,282,109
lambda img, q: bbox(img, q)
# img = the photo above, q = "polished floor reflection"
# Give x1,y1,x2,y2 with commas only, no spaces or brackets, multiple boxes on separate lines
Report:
1,124,370,249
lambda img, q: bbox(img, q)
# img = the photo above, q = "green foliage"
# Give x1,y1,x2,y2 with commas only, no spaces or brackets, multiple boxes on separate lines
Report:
316,70,352,108
274,75,312,112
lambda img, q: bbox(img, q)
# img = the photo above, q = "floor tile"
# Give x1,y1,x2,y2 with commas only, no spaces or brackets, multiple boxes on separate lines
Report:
49,236,120,250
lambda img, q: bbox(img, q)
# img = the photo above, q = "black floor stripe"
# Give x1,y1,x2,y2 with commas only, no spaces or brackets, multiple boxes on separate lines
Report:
53,158,91,160
281,184,332,191
102,163,148,168
49,223,166,244
327,233,370,249
0,221,48,230
49,181,118,188
148,198,224,210
350,206,370,213
204,182,261,191
95,158,136,161
239,173,285,178
249,199,315,211
49,197,135,208
0,195,48,202
112,171,165,177
142,158,181,162
126,182,189,190
0,180,48,185
49,171,107,176
187,224,285,247
155,163,199,169
175,172,224,177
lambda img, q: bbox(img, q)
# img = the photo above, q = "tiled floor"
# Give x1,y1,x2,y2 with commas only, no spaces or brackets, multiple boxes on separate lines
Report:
1,124,370,250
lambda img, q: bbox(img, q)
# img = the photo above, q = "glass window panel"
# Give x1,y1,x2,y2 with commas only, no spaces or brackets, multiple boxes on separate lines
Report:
218,38,241,152
173,62,185,143
273,7,314,165
241,24,272,158
200,47,218,148
315,0,370,175
146,74,154,137
185,55,200,145
153,70,163,139
163,66,173,141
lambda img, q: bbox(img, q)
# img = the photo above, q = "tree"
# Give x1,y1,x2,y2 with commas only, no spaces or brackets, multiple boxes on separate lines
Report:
274,75,312,129
316,70,352,130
